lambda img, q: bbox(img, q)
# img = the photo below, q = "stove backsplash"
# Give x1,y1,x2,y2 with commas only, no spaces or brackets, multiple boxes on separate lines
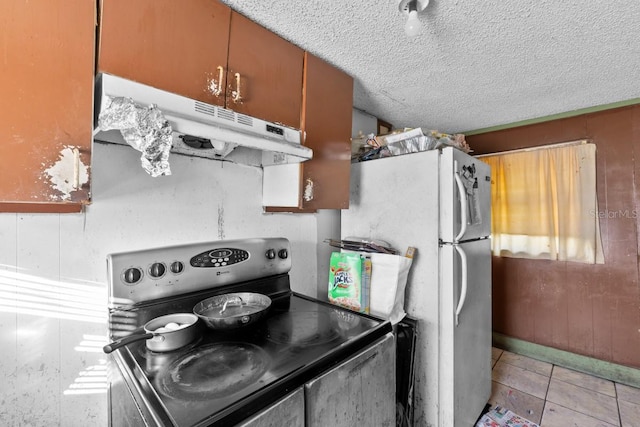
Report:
0,142,338,426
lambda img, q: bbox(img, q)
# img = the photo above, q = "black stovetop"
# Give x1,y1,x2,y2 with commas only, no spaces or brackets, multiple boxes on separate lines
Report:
109,274,391,427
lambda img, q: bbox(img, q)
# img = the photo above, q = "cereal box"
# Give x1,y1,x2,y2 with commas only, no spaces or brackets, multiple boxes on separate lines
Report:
328,252,364,312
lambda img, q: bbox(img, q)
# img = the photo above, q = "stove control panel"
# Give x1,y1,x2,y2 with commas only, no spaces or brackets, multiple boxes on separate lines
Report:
190,248,249,268
107,238,292,304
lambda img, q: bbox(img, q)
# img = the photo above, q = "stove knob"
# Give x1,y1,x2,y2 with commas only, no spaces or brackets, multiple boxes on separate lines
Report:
265,249,276,260
149,262,166,278
123,267,142,285
170,261,184,274
278,249,288,259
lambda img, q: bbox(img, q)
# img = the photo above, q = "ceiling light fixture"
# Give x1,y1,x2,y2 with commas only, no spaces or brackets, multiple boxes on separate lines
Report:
398,0,429,37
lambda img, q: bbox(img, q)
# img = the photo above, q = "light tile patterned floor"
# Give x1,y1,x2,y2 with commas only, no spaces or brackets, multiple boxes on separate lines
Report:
489,347,640,427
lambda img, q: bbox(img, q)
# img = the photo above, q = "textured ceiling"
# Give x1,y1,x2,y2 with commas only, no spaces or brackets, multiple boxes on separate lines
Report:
220,0,640,134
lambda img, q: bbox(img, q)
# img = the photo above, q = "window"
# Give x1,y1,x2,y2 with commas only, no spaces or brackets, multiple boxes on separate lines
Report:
479,141,603,264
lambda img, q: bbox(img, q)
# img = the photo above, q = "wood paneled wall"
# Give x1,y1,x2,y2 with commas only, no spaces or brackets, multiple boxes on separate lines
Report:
467,105,640,369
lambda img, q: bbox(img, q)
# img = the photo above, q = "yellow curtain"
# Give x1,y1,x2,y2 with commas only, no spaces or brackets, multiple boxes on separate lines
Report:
480,143,603,264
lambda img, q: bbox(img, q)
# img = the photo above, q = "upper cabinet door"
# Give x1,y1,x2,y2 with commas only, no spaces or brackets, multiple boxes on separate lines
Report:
263,52,353,212
98,0,232,107
0,0,95,212
226,12,304,129
300,53,353,210
98,2,302,128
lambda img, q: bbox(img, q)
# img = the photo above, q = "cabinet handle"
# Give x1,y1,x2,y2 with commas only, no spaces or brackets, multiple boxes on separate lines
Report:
213,66,224,96
303,178,314,202
232,72,242,103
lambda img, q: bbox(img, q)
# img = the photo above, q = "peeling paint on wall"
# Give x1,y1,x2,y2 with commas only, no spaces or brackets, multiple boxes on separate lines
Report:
42,146,89,200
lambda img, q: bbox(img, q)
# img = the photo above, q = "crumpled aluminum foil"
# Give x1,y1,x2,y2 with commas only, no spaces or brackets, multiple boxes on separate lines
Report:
386,134,438,156
98,96,172,177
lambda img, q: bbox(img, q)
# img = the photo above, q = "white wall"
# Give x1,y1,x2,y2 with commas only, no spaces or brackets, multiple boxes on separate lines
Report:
0,142,323,426
351,108,378,138
314,209,340,302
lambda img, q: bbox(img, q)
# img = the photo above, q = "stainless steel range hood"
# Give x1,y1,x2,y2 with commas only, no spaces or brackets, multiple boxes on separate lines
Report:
93,73,312,168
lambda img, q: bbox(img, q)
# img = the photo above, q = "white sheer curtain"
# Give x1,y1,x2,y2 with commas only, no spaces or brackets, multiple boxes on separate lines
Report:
479,142,603,264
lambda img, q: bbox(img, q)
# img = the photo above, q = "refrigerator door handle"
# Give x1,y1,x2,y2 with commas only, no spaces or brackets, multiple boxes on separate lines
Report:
454,161,468,243
454,243,468,326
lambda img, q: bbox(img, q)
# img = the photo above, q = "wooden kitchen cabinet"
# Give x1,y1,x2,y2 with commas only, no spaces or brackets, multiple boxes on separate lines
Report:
226,12,303,129
98,0,231,108
98,0,303,129
305,333,396,427
299,53,353,210
236,388,304,427
0,0,95,213
265,52,353,211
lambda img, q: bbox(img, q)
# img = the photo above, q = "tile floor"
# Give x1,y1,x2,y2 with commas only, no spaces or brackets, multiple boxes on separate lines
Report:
489,347,640,426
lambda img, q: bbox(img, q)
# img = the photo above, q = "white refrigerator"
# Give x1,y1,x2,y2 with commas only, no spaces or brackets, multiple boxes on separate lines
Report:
341,147,492,427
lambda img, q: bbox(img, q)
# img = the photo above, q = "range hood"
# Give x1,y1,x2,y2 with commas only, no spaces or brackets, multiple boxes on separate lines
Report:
93,73,312,168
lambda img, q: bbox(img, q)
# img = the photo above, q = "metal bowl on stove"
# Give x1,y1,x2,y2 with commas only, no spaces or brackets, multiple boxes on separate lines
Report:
193,292,271,330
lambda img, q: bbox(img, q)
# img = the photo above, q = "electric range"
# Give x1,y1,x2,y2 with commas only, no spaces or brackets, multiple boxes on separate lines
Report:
106,238,392,427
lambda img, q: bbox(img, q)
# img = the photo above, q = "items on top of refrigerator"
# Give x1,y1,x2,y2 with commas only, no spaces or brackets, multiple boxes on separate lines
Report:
325,237,399,254
352,128,471,162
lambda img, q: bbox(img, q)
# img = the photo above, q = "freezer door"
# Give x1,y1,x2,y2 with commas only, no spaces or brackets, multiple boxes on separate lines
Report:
342,150,441,254
439,239,492,427
440,147,492,242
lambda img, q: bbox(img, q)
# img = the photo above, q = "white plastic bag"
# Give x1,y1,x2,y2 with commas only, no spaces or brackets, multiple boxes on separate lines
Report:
368,252,413,324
